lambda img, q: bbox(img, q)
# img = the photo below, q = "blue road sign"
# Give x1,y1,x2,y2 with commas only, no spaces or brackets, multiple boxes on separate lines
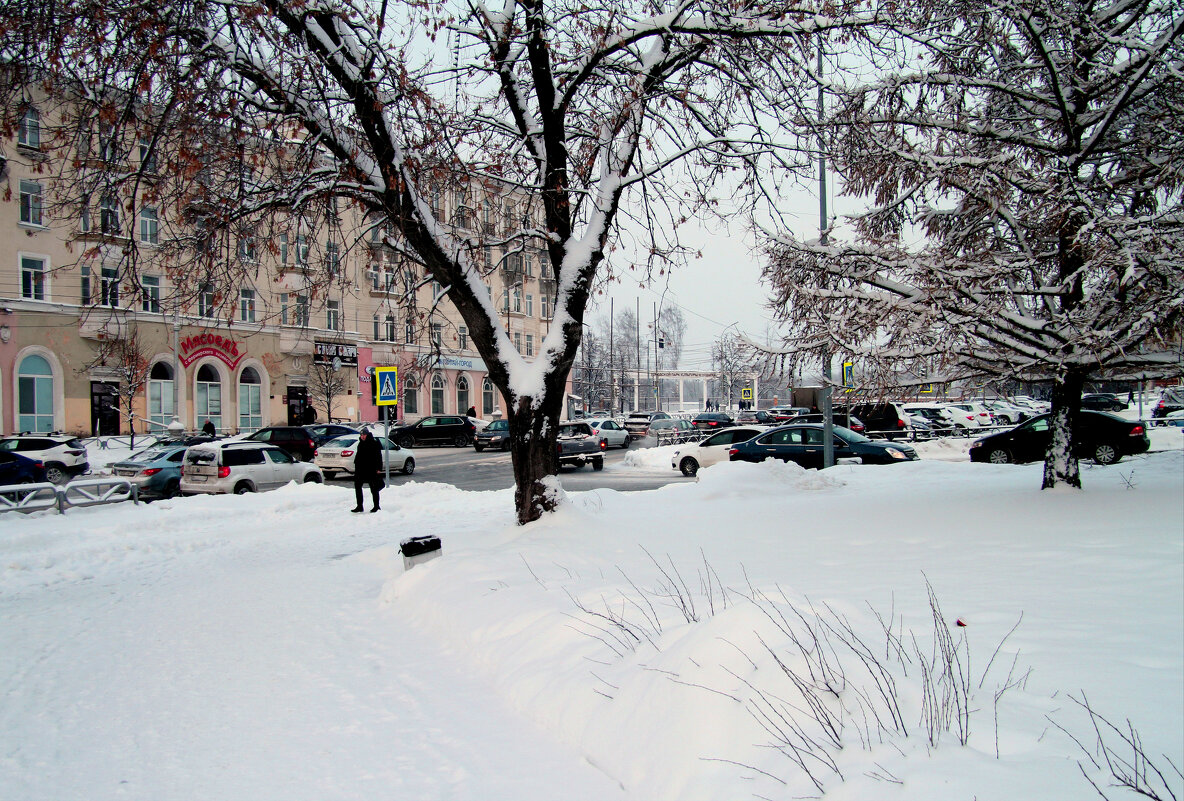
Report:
375,366,399,406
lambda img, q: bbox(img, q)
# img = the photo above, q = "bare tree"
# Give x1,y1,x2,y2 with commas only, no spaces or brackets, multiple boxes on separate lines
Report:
306,362,348,425
93,326,151,449
764,0,1184,488
3,0,873,522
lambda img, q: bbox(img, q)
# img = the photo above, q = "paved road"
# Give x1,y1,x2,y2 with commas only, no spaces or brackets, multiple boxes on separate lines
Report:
327,441,695,492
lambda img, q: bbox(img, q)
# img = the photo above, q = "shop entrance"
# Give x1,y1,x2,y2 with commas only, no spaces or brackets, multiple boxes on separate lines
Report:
90,381,121,436
286,386,309,425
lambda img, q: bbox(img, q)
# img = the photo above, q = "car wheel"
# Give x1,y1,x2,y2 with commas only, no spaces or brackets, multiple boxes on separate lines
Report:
592,456,604,471
986,448,1012,464
304,472,322,484
679,456,700,477
454,434,470,447
403,458,415,475
162,479,180,499
397,436,413,449
501,439,511,452
474,445,484,452
1093,443,1121,465
234,481,255,494
623,434,632,447
44,463,67,484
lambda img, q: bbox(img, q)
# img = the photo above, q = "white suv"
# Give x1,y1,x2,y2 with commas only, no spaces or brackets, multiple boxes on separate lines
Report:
180,441,323,495
0,435,90,483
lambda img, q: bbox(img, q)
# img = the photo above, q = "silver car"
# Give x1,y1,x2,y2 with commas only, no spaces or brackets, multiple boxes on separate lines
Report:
180,441,323,495
314,434,415,479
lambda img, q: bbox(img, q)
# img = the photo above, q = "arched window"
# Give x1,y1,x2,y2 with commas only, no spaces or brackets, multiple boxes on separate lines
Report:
238,367,263,432
17,354,54,432
456,375,470,416
196,363,222,432
482,378,495,417
431,374,446,415
147,361,175,431
403,376,419,415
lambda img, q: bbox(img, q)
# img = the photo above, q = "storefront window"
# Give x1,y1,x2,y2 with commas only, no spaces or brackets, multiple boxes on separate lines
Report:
147,362,175,431
17,354,55,433
196,363,222,432
431,374,446,414
482,378,495,417
238,367,263,432
456,376,469,415
403,377,418,415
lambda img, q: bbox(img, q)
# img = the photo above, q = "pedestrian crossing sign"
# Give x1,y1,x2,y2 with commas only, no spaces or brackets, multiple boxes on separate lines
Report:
374,366,399,406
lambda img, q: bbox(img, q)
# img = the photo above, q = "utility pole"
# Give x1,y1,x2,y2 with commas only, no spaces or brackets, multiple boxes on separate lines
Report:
653,302,660,411
819,40,834,469
609,298,615,414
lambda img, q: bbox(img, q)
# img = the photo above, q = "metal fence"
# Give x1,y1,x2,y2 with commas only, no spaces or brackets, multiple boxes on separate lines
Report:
0,477,138,515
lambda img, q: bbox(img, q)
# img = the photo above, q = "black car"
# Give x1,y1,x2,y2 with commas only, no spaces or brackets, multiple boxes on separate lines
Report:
243,426,318,461
1081,393,1128,412
729,423,918,469
837,402,911,439
969,410,1149,465
393,415,476,448
736,410,779,426
474,419,511,451
784,412,866,434
304,423,359,447
691,412,735,432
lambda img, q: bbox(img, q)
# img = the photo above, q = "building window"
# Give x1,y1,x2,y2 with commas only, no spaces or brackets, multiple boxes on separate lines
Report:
81,265,91,305
502,287,510,313
431,374,445,414
238,230,257,262
326,241,340,274
514,332,522,353
279,233,289,268
525,294,533,317
142,275,161,313
140,206,158,244
405,321,415,344
19,180,43,226
100,194,120,235
525,334,534,357
456,375,470,415
430,322,443,348
139,138,157,173
326,300,340,330
21,256,46,300
147,362,174,431
99,267,119,307
196,363,222,432
79,195,91,233
279,293,289,325
372,316,381,341
18,107,41,149
524,252,533,278
238,367,263,431
484,244,492,268
17,354,55,433
541,292,550,320
513,286,522,313
385,314,396,342
458,326,468,350
198,283,216,317
294,295,309,327
482,378,495,416
403,377,419,415
296,234,309,267
240,288,256,322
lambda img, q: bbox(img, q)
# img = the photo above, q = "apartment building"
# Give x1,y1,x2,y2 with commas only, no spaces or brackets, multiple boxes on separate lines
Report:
0,92,564,437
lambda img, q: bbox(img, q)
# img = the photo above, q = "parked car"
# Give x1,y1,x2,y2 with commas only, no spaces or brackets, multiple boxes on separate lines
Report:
1152,387,1184,419
1081,393,1128,412
736,410,779,426
1163,410,1184,427
304,423,359,447
584,418,631,449
729,423,919,469
473,418,511,451
624,411,671,437
767,407,812,422
837,402,913,439
0,450,47,486
556,422,605,470
0,435,89,484
645,417,698,444
982,399,1029,425
902,403,962,434
314,433,414,478
392,415,476,448
180,441,323,495
107,442,189,499
671,425,767,476
243,426,318,461
784,412,866,434
945,401,994,428
691,412,735,432
969,410,1149,465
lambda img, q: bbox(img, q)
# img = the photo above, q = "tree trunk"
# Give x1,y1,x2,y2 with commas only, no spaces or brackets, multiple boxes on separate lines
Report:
507,393,565,525
1042,370,1086,490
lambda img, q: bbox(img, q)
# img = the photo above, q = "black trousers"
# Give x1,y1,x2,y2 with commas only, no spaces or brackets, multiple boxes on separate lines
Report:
354,474,382,508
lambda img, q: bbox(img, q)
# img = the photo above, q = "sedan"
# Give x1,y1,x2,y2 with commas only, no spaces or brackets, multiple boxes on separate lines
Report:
691,412,735,432
729,424,918,469
784,412,867,434
305,423,360,447
391,415,476,448
584,418,631,449
969,410,1149,465
108,443,189,499
314,434,415,478
474,418,511,451
1081,393,1128,412
671,425,767,476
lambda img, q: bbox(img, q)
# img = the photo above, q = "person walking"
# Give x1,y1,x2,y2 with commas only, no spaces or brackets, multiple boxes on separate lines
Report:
351,428,384,513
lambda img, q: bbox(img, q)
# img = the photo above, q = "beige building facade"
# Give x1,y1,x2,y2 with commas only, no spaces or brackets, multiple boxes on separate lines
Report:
1,95,567,437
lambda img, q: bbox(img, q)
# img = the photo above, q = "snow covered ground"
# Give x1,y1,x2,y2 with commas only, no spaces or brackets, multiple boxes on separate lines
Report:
2,433,1181,800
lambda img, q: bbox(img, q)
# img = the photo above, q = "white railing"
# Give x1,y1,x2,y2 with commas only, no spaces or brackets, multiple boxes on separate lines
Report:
0,477,138,515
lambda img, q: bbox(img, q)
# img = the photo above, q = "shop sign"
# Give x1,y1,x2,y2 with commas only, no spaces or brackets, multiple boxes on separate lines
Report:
313,341,359,367
180,332,244,370
416,354,486,372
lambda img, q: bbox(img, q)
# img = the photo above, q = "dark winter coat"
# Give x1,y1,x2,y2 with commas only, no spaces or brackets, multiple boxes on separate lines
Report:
354,433,382,479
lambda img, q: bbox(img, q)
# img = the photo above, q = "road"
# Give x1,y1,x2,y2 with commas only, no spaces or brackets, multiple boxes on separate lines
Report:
327,441,695,493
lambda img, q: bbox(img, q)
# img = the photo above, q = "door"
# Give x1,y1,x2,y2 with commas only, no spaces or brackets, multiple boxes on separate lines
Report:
286,386,308,426
90,381,121,436
263,447,297,489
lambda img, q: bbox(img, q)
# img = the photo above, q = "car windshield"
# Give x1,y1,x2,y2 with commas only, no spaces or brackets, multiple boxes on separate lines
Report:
559,424,592,437
130,445,173,461
486,419,509,431
325,435,359,447
832,425,870,444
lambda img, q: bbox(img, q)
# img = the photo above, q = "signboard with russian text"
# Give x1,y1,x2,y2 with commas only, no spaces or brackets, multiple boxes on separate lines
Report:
313,341,359,367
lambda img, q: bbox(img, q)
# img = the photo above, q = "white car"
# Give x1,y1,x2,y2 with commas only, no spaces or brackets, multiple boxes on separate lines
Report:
944,401,994,428
314,434,415,479
982,399,1028,425
671,425,767,476
583,418,631,449
902,403,963,433
180,441,323,495
0,435,90,483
